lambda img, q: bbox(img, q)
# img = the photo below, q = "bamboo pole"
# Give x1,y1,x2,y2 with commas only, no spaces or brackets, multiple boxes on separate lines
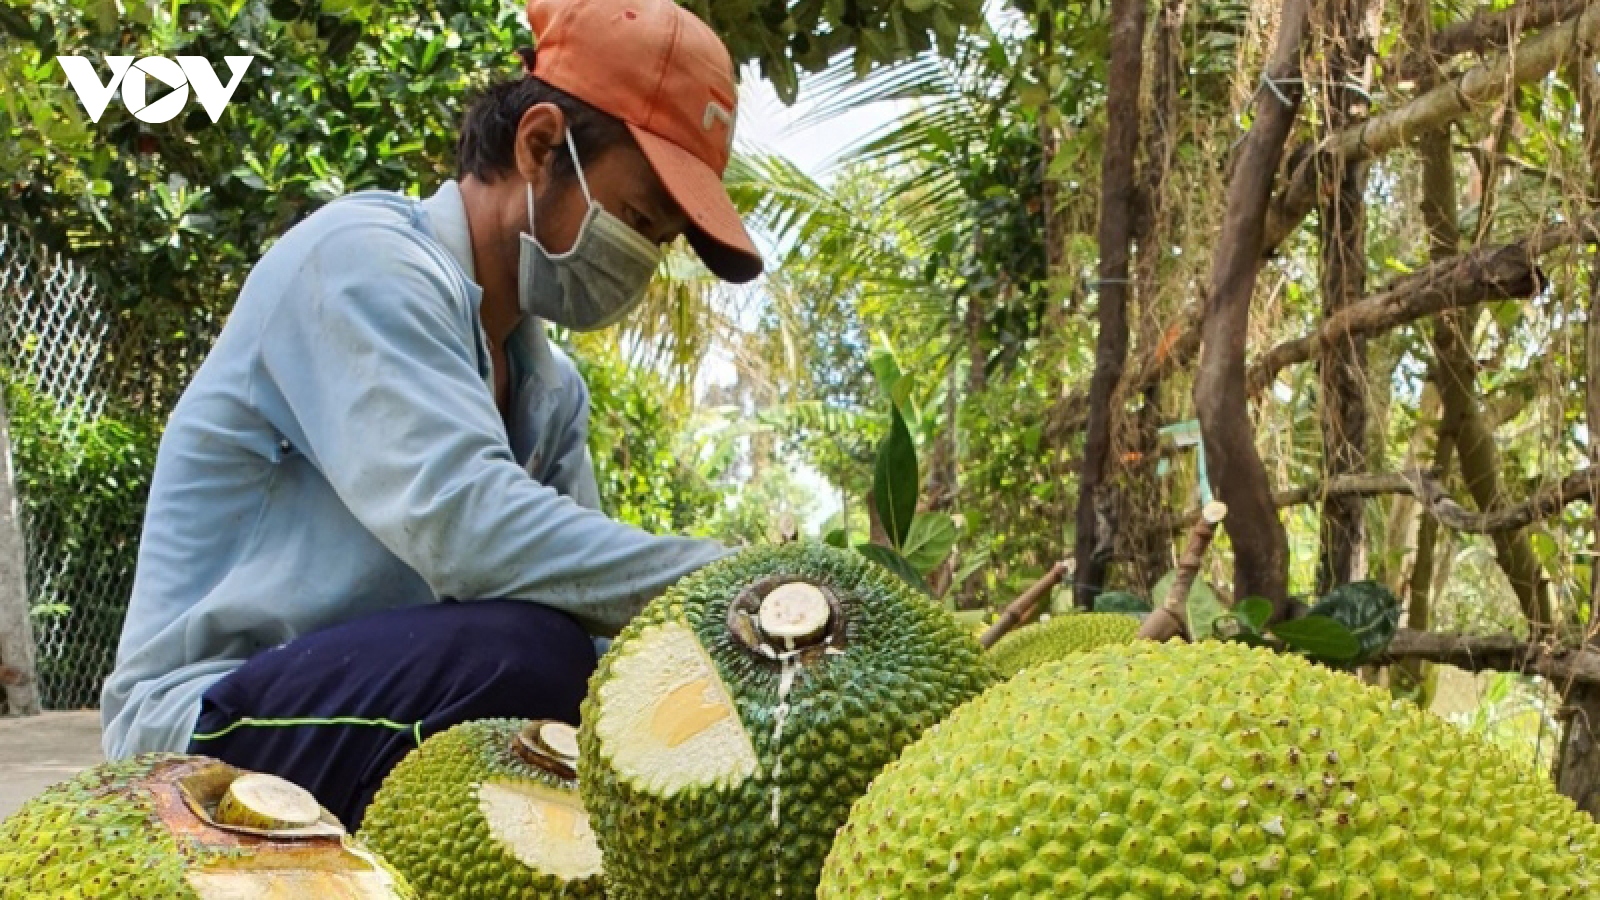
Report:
978,560,1072,650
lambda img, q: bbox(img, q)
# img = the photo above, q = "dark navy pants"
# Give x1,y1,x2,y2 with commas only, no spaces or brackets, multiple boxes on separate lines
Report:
187,600,598,829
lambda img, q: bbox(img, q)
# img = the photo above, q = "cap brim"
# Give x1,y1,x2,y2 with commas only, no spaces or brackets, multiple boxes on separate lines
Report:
630,125,764,284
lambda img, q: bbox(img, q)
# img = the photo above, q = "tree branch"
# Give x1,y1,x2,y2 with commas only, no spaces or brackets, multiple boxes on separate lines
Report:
1265,2,1600,254
1377,628,1600,685
1169,468,1600,533
1396,0,1590,81
1051,211,1592,440
1247,236,1551,395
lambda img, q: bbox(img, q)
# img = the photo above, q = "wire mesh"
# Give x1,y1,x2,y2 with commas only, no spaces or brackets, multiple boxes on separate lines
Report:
0,226,216,711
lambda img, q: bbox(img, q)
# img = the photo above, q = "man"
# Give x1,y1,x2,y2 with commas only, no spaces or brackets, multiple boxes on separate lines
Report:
101,0,762,828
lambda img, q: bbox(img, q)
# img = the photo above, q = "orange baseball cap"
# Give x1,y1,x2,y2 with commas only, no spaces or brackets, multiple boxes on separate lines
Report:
526,0,764,283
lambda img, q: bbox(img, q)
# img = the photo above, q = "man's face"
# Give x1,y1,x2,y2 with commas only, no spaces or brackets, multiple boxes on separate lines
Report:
530,118,690,256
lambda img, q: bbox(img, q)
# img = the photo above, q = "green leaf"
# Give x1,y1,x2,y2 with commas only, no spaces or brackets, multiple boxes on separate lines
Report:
952,547,989,586
1307,581,1401,664
823,527,849,549
856,543,932,596
1235,596,1273,633
872,406,918,551
901,512,957,575
1093,591,1151,615
1270,616,1361,662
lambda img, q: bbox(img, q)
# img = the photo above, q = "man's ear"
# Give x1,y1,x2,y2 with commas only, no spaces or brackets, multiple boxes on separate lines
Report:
514,102,567,193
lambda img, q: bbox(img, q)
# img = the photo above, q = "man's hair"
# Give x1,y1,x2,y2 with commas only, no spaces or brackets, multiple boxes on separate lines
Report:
456,54,634,182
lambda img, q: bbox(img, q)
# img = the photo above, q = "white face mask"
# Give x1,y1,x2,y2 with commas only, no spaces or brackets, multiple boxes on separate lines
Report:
518,129,663,331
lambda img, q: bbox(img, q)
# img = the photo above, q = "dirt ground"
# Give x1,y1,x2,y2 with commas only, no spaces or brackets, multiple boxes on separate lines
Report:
0,710,102,818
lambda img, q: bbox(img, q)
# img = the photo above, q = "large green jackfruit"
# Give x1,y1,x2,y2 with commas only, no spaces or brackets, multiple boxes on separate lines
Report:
578,541,996,899
0,754,414,900
361,718,604,898
986,612,1140,677
820,641,1600,899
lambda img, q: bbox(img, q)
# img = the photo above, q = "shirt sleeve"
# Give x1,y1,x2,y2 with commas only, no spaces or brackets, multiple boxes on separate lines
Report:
252,220,726,636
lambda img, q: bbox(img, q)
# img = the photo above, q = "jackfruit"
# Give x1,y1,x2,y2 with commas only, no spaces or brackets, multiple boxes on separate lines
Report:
578,541,995,900
361,718,604,898
819,640,1600,898
986,611,1139,677
0,754,415,900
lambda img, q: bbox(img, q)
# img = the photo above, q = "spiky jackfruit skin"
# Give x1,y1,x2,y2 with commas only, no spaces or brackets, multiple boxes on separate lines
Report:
986,612,1140,678
0,755,195,900
579,541,996,900
0,754,416,900
821,641,1600,899
361,718,604,899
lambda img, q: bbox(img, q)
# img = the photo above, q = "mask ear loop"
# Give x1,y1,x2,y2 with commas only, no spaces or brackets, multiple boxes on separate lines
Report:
563,128,595,208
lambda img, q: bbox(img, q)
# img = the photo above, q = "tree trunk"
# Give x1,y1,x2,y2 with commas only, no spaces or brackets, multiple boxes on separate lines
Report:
965,292,987,395
1074,0,1146,609
1117,0,1188,595
1556,46,1600,821
1392,0,1452,711
1409,62,1553,629
1193,0,1312,612
1315,0,1375,593
0,391,39,716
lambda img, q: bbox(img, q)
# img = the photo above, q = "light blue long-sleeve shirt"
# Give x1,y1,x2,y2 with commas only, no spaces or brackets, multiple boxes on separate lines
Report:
100,180,726,759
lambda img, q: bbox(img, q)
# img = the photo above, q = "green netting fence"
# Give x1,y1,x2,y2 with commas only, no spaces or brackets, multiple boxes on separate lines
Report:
0,226,216,711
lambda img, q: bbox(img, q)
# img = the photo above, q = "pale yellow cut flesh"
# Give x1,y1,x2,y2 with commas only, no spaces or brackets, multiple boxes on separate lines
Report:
757,582,831,642
477,781,603,881
187,844,406,900
594,622,759,796
187,871,404,899
214,774,322,830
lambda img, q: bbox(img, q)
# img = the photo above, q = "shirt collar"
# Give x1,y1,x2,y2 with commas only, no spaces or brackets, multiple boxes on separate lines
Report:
419,179,476,282
420,179,560,395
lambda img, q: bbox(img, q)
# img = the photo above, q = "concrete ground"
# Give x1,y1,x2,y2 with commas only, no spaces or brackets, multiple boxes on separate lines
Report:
0,710,102,818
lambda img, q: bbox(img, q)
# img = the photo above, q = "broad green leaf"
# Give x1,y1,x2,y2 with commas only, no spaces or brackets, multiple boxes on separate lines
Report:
1235,596,1273,633
1093,591,1151,616
872,406,917,551
1307,581,1401,663
1270,616,1361,662
902,512,957,575
823,527,849,549
856,543,932,596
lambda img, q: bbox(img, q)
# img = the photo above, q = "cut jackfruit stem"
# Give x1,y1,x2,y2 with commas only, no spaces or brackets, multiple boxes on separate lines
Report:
214,773,322,830
512,720,579,780
538,721,580,763
757,582,832,647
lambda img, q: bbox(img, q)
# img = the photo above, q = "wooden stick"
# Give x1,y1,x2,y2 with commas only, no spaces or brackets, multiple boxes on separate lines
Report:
978,559,1071,649
1140,502,1228,641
